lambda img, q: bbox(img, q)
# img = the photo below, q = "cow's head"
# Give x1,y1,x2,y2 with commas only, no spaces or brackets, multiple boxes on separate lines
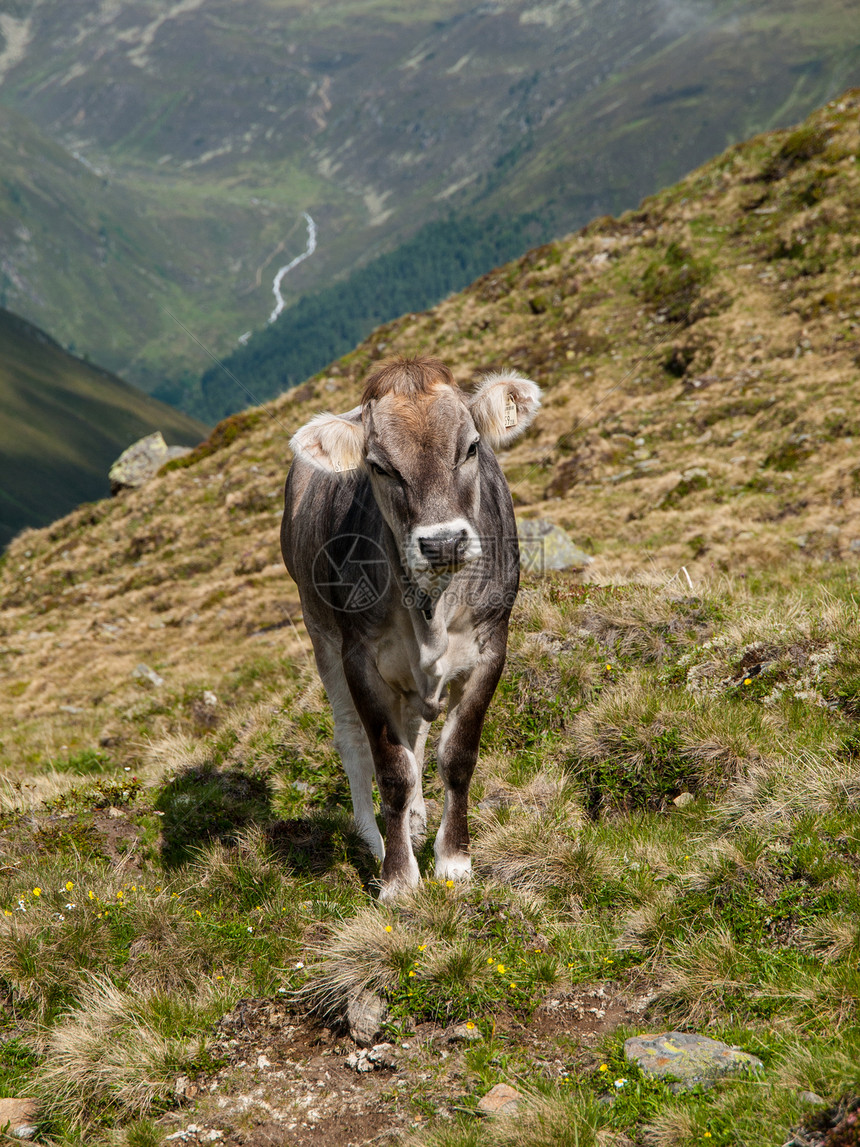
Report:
290,357,540,588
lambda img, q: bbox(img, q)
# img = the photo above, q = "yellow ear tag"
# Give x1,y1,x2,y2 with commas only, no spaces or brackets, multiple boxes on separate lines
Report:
504,394,518,429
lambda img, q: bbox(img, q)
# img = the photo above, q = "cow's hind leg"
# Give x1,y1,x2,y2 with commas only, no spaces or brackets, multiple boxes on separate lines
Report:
434,644,506,882
315,645,384,862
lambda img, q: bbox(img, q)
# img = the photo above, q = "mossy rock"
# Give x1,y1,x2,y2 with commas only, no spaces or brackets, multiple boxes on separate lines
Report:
624,1032,764,1093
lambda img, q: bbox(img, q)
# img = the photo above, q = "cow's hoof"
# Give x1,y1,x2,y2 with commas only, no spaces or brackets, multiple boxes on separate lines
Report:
378,876,419,904
434,854,471,882
378,857,421,903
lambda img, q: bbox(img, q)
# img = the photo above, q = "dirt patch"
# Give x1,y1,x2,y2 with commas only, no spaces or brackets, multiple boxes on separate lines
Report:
158,985,650,1145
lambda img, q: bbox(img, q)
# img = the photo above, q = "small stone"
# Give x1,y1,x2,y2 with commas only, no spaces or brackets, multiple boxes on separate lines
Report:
516,518,592,573
673,792,695,808
0,1098,38,1139
107,807,124,819
367,1042,399,1070
449,1023,483,1043
346,1050,374,1073
477,1083,522,1115
624,1032,764,1093
132,663,165,688
799,1091,827,1105
256,1054,271,1069
347,989,387,1047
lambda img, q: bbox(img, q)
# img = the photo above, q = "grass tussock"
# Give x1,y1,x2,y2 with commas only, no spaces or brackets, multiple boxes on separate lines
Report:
37,976,217,1128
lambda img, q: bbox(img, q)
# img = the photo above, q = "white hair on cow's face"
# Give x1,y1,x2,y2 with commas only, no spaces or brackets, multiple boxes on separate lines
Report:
468,371,542,450
289,408,365,475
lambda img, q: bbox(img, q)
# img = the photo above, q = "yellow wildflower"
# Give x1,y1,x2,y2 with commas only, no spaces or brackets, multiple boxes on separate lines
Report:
32,888,41,897
599,1064,609,1073
3,910,11,917
445,879,454,888
88,891,95,900
743,677,752,685
465,1022,476,1030
385,925,393,933
65,881,73,892
418,944,426,952
116,890,123,899
496,964,507,974
408,971,416,978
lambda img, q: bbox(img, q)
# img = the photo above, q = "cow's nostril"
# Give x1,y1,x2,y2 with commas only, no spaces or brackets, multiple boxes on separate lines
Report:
418,529,469,567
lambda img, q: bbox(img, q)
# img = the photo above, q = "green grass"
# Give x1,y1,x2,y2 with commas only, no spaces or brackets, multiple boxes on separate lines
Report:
0,572,859,1141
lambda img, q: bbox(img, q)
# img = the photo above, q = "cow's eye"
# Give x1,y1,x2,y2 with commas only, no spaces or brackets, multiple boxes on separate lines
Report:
466,440,479,460
369,461,389,477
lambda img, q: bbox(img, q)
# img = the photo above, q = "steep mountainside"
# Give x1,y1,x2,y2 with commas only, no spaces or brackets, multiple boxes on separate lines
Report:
0,0,857,393
0,307,206,547
0,92,859,1147
0,90,857,768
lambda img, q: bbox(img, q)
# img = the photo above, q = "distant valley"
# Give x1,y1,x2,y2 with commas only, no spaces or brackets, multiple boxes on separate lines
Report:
0,0,857,412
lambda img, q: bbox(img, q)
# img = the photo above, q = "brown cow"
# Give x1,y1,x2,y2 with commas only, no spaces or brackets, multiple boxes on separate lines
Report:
281,357,540,900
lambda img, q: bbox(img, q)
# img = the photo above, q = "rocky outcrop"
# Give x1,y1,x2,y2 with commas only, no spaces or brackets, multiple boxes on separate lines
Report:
109,432,191,495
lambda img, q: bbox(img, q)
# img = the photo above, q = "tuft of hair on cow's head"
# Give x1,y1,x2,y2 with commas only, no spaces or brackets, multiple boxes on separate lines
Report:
467,371,542,450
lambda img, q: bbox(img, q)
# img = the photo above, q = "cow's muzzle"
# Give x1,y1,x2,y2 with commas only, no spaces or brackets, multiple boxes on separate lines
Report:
418,529,470,570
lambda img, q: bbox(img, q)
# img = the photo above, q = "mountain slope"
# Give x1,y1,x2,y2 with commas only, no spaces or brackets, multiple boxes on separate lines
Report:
0,308,207,548
0,88,857,751
0,0,857,395
0,94,859,1147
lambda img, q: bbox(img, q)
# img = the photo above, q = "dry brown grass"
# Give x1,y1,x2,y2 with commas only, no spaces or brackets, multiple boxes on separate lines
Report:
1,98,859,796
37,976,214,1128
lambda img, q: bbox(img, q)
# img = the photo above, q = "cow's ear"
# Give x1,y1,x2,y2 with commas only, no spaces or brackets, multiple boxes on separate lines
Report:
290,411,365,474
468,372,541,450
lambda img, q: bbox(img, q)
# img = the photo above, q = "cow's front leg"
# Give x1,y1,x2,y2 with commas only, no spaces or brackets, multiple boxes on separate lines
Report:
343,646,421,901
434,642,506,882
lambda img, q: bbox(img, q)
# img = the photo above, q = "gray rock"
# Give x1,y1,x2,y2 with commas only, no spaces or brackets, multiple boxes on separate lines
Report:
0,1098,38,1139
477,1083,522,1115
345,1043,398,1073
517,518,592,573
109,432,190,494
132,663,165,688
624,1032,764,1093
347,989,387,1047
449,1022,482,1043
672,792,695,808
798,1091,827,1105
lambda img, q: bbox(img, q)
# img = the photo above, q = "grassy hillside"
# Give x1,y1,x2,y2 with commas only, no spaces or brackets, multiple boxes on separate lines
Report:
0,95,857,1144
0,0,857,395
0,307,207,548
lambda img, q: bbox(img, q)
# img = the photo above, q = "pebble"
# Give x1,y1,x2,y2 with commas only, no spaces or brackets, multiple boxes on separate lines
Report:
345,1043,399,1073
476,1083,522,1115
132,662,165,688
0,1098,37,1139
449,1023,482,1043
